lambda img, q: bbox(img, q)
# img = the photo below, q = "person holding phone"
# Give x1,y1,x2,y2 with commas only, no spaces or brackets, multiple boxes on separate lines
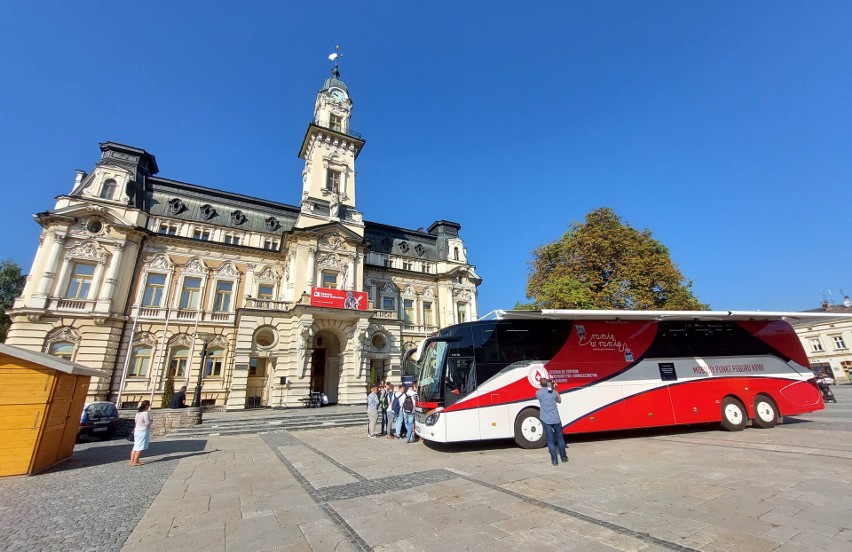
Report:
535,377,568,466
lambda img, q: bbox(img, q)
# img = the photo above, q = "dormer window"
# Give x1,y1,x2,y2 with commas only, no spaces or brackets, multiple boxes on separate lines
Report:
326,170,341,194
100,179,117,200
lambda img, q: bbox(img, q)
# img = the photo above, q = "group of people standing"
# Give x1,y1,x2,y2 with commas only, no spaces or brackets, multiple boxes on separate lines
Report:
367,381,418,442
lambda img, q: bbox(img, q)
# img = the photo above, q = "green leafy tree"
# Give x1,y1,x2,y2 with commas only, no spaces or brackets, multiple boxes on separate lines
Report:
0,260,26,342
518,208,707,311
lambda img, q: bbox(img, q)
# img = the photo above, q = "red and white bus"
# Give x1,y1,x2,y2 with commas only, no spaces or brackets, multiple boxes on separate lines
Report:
409,310,827,448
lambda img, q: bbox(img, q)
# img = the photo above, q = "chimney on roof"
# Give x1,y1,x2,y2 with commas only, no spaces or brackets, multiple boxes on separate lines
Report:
822,300,831,311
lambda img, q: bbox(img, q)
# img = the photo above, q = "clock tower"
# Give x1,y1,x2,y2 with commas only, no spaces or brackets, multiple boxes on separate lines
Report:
297,63,366,233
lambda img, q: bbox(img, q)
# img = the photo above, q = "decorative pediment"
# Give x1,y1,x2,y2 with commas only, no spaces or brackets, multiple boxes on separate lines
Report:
134,331,158,347
321,234,345,250
168,333,194,347
148,254,174,271
382,282,396,294
44,326,80,346
402,284,416,297
317,253,344,269
65,241,106,261
422,287,435,298
258,266,278,281
183,258,208,274
217,262,240,278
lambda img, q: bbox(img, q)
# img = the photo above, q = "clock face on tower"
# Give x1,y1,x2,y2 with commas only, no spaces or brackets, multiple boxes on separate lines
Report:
329,88,346,102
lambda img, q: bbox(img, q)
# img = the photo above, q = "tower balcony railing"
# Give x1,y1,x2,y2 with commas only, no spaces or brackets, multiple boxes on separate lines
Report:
311,119,362,140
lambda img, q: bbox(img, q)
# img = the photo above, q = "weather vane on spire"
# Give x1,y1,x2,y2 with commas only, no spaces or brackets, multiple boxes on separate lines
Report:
328,44,343,77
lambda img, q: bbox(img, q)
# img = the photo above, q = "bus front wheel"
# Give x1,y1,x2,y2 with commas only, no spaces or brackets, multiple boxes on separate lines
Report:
720,397,747,431
752,394,779,429
514,408,546,449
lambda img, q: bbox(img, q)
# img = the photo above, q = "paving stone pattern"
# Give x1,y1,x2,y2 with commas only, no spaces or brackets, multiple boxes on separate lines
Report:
0,438,208,552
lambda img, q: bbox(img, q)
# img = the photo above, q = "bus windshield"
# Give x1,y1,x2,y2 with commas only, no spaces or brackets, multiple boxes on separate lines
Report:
416,340,449,403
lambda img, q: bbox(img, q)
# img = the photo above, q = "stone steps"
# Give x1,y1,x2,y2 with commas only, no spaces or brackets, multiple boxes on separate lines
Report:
168,412,368,438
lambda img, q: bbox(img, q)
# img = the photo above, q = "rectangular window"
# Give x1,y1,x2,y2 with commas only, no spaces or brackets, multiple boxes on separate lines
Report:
65,262,96,299
205,350,224,377
423,301,434,326
833,336,847,350
329,114,343,132
403,261,412,271
321,272,338,289
128,346,152,377
100,180,117,200
263,239,279,250
168,351,188,378
224,234,240,245
141,273,166,307
326,170,341,193
383,258,393,268
192,228,211,241
457,302,468,323
810,339,824,353
159,224,177,235
257,284,274,300
404,299,414,323
179,277,202,310
213,281,233,312
382,296,395,311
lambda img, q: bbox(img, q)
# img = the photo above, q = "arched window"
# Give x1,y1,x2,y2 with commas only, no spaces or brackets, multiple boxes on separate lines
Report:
48,341,75,361
168,347,189,378
100,179,117,200
128,345,152,377
205,348,225,377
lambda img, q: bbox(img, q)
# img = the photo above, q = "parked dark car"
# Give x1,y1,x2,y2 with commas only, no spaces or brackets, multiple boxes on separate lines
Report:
78,401,119,440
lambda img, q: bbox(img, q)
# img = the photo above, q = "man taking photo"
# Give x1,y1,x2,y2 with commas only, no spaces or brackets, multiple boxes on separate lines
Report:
535,377,567,466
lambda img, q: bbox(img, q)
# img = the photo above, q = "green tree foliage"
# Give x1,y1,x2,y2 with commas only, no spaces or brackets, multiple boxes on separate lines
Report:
518,208,707,311
0,260,26,342
162,370,175,409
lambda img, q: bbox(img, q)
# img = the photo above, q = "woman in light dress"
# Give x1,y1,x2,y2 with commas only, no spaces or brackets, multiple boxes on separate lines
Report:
130,400,152,467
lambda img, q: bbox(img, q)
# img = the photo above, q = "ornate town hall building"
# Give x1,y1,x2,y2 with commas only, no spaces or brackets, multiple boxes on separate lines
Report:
7,66,481,409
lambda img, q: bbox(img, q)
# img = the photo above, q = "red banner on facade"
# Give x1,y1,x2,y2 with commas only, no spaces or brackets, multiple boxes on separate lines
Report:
310,288,368,310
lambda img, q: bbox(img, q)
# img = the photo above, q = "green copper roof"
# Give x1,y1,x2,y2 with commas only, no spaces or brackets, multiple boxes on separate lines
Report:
322,66,349,94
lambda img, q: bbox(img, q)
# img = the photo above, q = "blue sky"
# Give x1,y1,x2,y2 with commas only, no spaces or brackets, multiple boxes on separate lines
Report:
1,2,850,314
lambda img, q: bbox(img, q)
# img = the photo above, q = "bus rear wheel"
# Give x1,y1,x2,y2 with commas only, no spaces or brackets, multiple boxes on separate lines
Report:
514,408,546,449
752,395,779,429
720,397,747,431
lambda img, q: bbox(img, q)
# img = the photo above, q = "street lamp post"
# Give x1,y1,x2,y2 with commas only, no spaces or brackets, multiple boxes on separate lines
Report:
192,336,212,408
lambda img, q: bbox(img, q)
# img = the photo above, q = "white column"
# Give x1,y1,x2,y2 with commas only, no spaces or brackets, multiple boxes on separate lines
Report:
33,233,65,302
305,247,316,297
97,243,124,302
346,255,356,290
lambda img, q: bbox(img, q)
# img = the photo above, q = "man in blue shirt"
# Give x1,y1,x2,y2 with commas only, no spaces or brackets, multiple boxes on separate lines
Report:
535,378,568,466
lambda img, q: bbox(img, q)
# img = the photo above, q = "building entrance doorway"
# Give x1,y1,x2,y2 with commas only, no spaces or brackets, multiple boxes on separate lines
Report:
311,329,342,404
310,349,326,394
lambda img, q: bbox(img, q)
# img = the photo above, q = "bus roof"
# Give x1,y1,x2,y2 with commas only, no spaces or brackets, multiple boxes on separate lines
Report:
486,309,852,322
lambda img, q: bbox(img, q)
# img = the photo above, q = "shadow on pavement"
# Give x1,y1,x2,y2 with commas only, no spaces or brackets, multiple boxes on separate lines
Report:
44,438,209,473
420,423,780,453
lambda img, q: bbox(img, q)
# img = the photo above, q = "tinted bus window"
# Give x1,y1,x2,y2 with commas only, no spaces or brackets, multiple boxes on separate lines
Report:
645,322,780,359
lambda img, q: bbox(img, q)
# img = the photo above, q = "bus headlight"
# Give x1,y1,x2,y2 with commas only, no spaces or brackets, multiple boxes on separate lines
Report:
424,408,443,426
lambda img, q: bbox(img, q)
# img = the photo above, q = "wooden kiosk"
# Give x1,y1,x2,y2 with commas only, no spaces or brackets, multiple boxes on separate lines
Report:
0,343,107,476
